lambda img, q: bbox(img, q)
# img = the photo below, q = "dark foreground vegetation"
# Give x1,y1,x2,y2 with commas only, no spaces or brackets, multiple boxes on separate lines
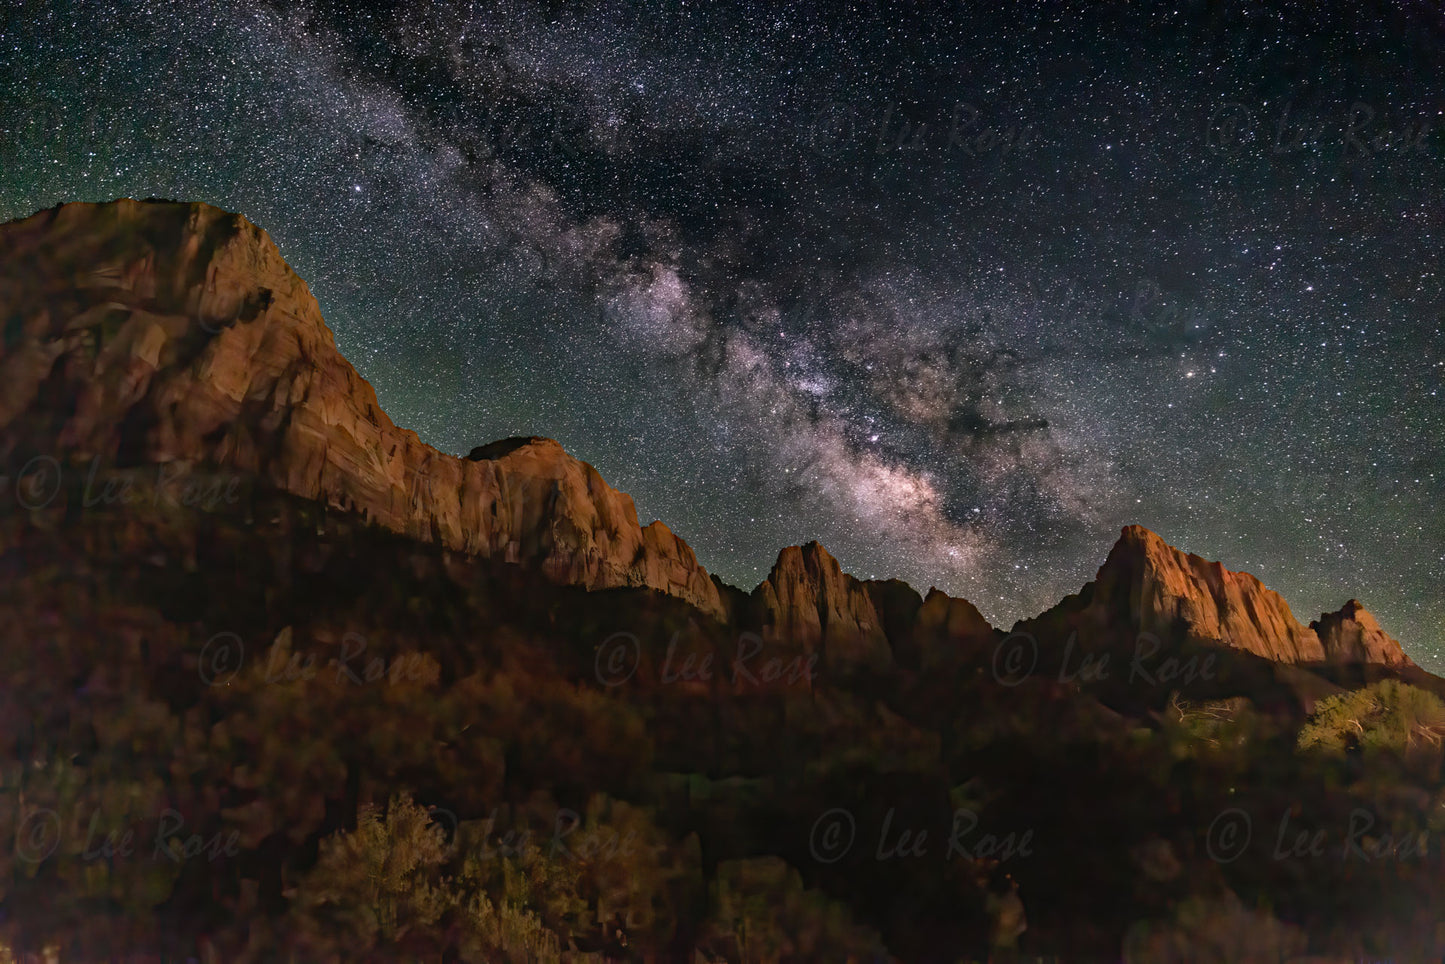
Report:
1,463,1442,962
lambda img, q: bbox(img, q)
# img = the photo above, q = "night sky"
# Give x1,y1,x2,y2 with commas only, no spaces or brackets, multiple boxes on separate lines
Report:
2,1,1442,669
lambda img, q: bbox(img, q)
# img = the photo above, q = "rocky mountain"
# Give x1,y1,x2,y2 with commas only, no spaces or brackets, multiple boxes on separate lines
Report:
753,541,905,674
749,541,1000,677
1014,523,1414,669
1312,598,1416,668
0,199,724,618
744,523,1417,684
2,198,1443,962
0,199,1422,674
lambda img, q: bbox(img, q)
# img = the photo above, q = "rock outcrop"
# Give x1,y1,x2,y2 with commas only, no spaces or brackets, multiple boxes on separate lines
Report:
0,199,1422,670
0,199,724,617
747,541,1001,677
753,542,895,673
911,588,1000,672
751,542,922,674
1098,524,1325,662
1311,600,1415,668
1016,525,1412,668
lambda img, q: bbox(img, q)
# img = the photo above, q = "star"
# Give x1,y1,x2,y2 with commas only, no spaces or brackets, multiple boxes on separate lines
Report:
0,0,1439,669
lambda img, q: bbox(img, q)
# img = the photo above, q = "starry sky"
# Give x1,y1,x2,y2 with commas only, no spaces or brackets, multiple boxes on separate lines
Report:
2,0,1442,669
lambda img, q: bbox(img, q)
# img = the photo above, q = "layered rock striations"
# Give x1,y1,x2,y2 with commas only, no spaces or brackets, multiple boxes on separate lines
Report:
1015,524,1414,669
0,199,723,617
0,199,1421,672
752,541,905,674
1311,599,1415,668
749,541,1000,675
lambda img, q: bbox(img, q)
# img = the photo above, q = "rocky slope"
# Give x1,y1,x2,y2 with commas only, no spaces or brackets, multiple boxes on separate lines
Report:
749,540,1000,676
1015,524,1414,668
0,198,1420,672
752,541,907,674
1311,599,1416,667
0,198,724,617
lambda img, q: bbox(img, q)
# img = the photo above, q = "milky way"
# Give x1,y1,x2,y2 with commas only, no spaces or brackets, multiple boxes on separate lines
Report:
2,1,1442,668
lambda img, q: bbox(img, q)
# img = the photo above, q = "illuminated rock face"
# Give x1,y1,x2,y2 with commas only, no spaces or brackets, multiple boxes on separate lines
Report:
0,198,1416,669
749,540,1002,678
0,198,724,618
1311,599,1415,668
1097,525,1327,663
1016,524,1413,668
753,541,899,675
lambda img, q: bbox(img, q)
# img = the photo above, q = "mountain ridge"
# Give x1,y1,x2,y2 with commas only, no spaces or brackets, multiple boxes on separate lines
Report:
0,198,726,618
1011,523,1414,670
0,198,1420,672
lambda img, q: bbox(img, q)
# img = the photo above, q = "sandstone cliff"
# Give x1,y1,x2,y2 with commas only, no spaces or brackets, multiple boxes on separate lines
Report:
0,199,1420,671
752,542,899,674
1311,599,1415,668
1099,524,1325,662
0,199,724,617
1015,524,1413,668
749,540,1000,676
912,587,1000,671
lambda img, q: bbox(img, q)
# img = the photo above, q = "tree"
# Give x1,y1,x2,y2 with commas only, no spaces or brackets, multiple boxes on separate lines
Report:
455,892,563,964
457,820,588,941
699,856,890,963
1163,695,1260,757
1122,891,1307,964
291,793,452,956
1298,681,1445,756
294,792,586,961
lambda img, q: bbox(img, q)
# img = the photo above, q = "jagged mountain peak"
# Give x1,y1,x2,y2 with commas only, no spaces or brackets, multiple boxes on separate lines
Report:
1016,524,1413,668
0,198,724,618
753,540,1003,676
465,436,563,461
1312,599,1415,668
767,539,842,576
1098,524,1324,660
0,199,1421,672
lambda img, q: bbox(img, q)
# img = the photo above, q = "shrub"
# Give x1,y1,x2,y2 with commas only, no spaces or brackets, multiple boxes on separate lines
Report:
1298,681,1445,755
292,793,452,953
